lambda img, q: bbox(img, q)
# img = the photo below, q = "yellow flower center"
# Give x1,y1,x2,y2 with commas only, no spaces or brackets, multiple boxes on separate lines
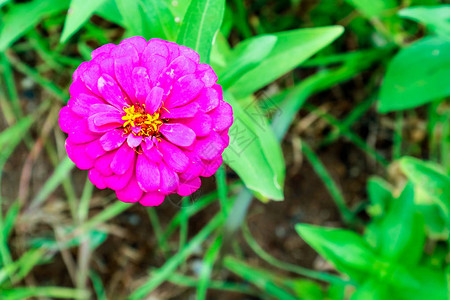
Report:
122,105,164,137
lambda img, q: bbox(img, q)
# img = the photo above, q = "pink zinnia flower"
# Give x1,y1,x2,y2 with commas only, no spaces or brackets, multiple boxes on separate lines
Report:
59,37,233,206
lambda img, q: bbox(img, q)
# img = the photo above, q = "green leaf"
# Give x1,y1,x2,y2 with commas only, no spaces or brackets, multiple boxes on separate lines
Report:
399,157,450,223
0,0,70,51
378,37,450,112
350,279,390,300
228,26,344,98
345,0,397,18
366,176,393,218
219,35,277,90
223,94,285,201
177,0,225,64
399,5,450,37
416,203,448,240
291,279,324,300
115,0,144,36
60,0,107,43
391,266,448,300
372,183,425,265
95,0,123,25
0,0,11,9
296,224,378,283
139,0,177,41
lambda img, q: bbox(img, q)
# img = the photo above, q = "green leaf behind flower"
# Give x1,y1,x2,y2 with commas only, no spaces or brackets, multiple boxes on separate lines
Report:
228,26,344,98
0,0,69,51
177,0,225,64
223,94,285,201
61,0,108,43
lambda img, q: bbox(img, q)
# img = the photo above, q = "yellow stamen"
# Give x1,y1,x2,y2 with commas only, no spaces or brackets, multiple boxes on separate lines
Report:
121,104,164,137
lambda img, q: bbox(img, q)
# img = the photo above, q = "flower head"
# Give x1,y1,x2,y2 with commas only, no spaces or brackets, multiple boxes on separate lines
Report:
59,37,233,206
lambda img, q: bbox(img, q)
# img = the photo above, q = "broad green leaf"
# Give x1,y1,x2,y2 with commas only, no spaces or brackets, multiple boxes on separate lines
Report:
399,157,450,223
399,5,450,37
291,279,324,300
345,0,397,18
219,35,277,90
139,0,177,41
374,183,425,265
416,203,448,240
95,0,123,25
60,0,108,43
115,0,144,36
177,0,225,63
0,0,70,51
351,279,390,300
296,224,379,283
0,0,11,9
391,266,448,300
378,37,450,112
228,26,344,98
223,94,285,201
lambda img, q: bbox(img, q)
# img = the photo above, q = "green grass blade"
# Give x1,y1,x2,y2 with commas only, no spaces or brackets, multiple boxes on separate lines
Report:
146,207,170,257
89,270,107,300
1,286,88,300
197,235,223,300
301,142,355,225
128,213,224,299
169,272,259,297
242,222,348,285
30,156,75,209
223,256,298,300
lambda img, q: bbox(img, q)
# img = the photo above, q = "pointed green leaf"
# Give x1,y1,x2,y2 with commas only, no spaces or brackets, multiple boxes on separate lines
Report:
0,0,70,51
378,37,450,112
345,0,397,18
115,0,144,36
228,26,344,98
95,0,123,25
373,183,425,265
366,176,393,218
61,0,108,43
399,157,450,223
219,35,277,90
177,0,225,63
399,5,450,37
139,0,177,41
223,94,285,201
296,224,378,283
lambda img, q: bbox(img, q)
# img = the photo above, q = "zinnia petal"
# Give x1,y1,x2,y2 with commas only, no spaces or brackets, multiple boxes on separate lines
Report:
139,192,165,207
